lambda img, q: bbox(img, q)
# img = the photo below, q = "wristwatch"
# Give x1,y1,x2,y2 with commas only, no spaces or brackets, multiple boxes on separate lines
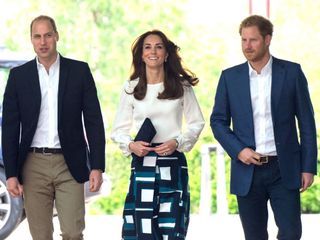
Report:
174,139,179,148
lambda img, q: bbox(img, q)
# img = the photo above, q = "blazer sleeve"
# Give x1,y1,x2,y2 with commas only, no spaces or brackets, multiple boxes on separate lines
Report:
210,71,246,160
1,69,21,178
294,65,317,174
81,63,106,171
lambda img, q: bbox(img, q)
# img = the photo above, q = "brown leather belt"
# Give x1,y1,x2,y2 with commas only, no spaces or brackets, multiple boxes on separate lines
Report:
258,155,277,164
29,147,63,154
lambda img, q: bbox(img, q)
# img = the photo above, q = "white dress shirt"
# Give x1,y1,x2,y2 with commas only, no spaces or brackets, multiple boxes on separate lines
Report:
111,79,205,156
249,56,277,156
31,54,61,148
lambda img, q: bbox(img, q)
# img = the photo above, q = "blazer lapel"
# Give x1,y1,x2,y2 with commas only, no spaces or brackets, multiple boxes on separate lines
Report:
271,58,285,114
58,56,68,123
238,63,254,120
240,63,255,139
28,59,42,110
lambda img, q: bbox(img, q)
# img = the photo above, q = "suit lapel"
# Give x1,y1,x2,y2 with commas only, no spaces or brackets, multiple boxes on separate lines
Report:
271,58,285,114
238,63,254,119
234,63,256,147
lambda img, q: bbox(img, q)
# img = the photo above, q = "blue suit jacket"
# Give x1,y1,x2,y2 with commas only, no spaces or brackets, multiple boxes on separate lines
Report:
1,55,105,183
210,57,317,196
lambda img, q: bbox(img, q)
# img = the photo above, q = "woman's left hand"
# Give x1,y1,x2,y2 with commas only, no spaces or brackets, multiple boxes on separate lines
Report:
154,139,177,156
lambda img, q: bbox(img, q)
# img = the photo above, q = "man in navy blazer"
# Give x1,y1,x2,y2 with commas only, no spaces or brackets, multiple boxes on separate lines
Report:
210,15,317,240
1,15,105,239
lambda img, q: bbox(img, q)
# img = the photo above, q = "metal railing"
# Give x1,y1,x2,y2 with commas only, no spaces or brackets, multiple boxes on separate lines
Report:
199,144,228,216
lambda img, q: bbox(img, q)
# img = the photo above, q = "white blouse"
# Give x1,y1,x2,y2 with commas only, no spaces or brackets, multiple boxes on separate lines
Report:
111,78,205,156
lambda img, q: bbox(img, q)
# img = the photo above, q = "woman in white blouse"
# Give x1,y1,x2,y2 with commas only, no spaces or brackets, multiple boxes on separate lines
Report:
111,30,204,240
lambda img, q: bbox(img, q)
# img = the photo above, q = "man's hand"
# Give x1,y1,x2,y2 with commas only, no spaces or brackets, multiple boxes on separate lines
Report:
237,148,262,165
300,172,314,192
6,177,23,197
89,169,103,192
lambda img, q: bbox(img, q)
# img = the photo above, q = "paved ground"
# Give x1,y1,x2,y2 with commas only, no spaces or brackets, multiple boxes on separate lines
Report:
6,214,319,239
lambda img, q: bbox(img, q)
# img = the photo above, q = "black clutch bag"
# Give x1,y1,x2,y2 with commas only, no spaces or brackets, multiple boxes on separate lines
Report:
134,117,157,143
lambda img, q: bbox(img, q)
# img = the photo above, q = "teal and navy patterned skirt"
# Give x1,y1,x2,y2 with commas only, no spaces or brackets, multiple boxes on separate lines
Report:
122,150,190,240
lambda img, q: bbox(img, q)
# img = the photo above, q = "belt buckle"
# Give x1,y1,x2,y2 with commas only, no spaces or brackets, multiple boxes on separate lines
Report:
260,156,268,164
42,148,52,155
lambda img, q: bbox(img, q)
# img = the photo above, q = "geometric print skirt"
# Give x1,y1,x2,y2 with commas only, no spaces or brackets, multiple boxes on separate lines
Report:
122,150,190,240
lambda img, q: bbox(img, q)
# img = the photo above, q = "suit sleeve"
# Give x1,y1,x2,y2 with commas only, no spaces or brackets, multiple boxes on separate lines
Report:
81,63,106,171
210,71,246,160
1,69,21,178
295,65,317,174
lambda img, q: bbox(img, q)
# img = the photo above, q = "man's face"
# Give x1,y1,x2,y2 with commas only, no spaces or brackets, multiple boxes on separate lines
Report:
241,26,271,63
31,20,59,62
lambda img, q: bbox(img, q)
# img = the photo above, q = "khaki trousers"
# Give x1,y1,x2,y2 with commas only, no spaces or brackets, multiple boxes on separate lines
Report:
23,152,85,240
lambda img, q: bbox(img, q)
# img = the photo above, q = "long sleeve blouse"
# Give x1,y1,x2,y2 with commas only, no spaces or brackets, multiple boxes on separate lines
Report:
111,78,205,156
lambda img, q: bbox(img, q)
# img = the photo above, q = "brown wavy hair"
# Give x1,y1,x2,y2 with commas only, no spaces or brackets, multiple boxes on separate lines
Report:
129,30,198,100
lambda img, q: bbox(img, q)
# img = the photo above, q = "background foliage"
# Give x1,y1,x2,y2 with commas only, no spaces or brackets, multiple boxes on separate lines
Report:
1,0,319,214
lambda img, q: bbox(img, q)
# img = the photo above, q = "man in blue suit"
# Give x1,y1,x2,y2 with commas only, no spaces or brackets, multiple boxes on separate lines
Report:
1,15,105,239
210,15,317,240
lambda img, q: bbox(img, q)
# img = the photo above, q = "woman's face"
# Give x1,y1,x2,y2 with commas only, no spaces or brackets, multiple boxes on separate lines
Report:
142,34,168,70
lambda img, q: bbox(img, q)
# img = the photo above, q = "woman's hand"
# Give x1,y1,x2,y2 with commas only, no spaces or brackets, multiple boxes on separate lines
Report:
154,139,178,156
129,141,153,157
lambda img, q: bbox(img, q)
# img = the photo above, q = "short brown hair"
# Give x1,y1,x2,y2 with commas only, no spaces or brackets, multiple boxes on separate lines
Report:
30,15,58,36
239,15,273,38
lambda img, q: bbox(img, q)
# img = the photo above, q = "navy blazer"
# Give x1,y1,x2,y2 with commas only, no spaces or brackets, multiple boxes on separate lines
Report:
1,55,105,183
210,57,317,196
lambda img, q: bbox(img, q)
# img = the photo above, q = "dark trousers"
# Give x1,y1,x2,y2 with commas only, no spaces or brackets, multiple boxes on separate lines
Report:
237,159,301,240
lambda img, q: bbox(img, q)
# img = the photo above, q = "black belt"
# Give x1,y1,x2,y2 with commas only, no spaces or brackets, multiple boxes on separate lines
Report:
29,147,63,154
258,155,277,164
